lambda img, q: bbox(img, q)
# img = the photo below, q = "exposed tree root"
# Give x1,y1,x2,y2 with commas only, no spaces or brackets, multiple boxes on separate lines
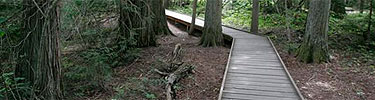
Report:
154,44,194,100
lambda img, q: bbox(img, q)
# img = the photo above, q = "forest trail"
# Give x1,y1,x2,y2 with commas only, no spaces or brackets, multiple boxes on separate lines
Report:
165,10,304,100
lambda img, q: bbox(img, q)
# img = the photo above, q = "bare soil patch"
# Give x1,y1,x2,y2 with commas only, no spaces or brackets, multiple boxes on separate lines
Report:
267,28,375,100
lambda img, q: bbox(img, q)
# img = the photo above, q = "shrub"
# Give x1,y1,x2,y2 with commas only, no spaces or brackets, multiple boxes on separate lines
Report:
0,72,32,100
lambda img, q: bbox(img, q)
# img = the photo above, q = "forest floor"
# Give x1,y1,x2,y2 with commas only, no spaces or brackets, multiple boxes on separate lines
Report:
97,22,229,99
61,17,374,100
267,28,375,100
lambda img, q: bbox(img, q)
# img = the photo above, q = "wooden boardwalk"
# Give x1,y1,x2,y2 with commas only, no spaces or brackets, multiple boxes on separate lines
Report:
165,10,303,100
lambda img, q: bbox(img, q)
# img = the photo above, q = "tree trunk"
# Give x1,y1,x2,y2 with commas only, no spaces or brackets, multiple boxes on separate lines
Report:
189,0,198,34
16,0,62,99
331,0,346,17
285,0,291,41
164,0,170,8
360,0,364,13
251,0,260,34
365,0,373,41
296,0,331,63
200,0,224,47
151,0,172,36
119,0,156,47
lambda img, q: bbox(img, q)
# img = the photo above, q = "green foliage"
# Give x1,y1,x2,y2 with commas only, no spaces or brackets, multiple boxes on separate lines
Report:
0,17,5,24
369,65,375,74
0,2,25,98
171,0,309,31
0,0,23,61
63,49,113,97
61,0,117,44
260,14,285,28
173,83,184,91
63,42,139,97
145,93,156,99
222,0,252,29
330,13,375,50
0,29,4,37
0,72,32,100
112,31,140,66
338,14,368,35
61,0,141,98
284,43,299,54
169,0,206,18
112,85,126,100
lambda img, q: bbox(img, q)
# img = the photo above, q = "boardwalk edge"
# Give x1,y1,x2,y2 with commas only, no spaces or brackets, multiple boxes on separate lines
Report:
218,39,235,100
267,37,305,100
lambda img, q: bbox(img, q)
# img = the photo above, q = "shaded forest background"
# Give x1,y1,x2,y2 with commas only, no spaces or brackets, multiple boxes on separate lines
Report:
1,0,375,99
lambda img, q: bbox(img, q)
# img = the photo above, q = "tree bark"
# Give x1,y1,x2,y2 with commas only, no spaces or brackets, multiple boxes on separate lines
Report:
331,0,346,17
16,0,62,99
164,0,170,8
360,0,364,13
200,0,224,47
285,0,291,41
251,0,260,34
151,0,172,36
365,0,373,41
119,0,156,47
189,0,198,34
296,0,331,63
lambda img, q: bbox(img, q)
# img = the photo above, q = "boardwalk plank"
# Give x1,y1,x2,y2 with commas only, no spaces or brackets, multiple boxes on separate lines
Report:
228,68,286,75
230,59,280,64
229,62,282,67
224,84,296,92
227,70,287,76
227,73,289,80
225,81,292,88
226,76,291,84
223,89,298,98
223,93,299,100
230,65,284,70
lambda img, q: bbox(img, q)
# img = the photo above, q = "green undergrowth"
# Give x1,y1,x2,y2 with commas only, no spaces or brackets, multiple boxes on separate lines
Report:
61,0,140,98
0,1,31,99
268,12,375,70
168,0,206,19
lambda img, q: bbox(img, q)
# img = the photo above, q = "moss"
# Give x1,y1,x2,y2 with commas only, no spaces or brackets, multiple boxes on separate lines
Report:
296,39,328,63
199,27,223,47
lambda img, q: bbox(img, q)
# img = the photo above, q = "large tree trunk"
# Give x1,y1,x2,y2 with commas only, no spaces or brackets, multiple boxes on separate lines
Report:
119,0,156,47
251,0,260,34
164,0,170,8
200,0,224,47
296,0,331,63
365,0,373,41
151,0,172,35
16,0,62,99
189,0,198,34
